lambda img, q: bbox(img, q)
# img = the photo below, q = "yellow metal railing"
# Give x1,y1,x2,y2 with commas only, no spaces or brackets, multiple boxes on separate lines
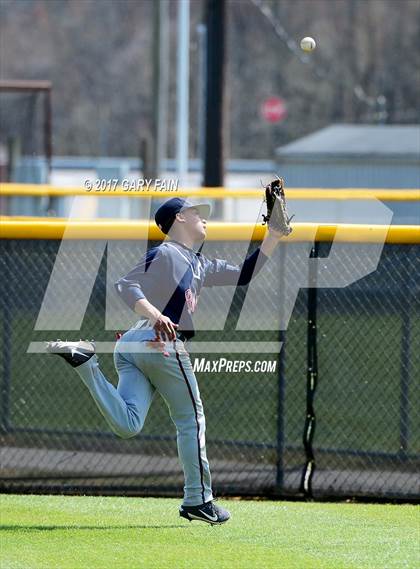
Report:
1,217,419,243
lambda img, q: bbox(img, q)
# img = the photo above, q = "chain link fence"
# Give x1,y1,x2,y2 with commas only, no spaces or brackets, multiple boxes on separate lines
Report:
0,238,419,499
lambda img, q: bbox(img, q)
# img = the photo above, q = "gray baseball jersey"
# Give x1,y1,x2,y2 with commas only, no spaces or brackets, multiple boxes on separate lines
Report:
115,239,268,338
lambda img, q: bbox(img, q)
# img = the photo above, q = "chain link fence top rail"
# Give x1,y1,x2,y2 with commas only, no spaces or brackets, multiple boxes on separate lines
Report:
0,221,419,500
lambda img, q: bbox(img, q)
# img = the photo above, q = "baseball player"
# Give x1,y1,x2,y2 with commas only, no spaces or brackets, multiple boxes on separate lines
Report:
47,194,289,525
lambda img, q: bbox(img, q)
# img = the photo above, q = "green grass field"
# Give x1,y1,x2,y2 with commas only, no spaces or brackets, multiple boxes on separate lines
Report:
1,495,418,569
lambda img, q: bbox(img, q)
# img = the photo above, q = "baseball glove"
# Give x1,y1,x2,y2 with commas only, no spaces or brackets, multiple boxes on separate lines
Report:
262,177,294,236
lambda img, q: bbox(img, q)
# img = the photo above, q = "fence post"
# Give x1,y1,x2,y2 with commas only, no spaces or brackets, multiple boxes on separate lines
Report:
276,330,285,492
300,241,320,498
275,243,287,492
399,245,415,458
1,240,12,432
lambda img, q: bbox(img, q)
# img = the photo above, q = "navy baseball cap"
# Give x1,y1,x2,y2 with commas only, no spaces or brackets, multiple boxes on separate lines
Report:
155,197,211,234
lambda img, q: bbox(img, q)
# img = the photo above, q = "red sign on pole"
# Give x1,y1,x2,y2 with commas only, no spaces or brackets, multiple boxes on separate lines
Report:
261,97,287,123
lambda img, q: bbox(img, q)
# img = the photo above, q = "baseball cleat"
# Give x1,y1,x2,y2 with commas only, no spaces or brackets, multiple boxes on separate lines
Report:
45,340,95,368
179,501,230,525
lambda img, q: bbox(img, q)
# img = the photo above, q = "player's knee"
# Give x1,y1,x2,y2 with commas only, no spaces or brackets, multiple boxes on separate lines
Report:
115,424,142,439
116,429,138,439
114,415,144,439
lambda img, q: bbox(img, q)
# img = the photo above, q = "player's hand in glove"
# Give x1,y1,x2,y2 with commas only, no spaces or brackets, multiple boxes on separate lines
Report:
262,177,294,237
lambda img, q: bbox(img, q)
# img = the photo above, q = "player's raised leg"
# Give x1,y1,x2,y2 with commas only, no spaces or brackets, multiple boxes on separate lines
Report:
46,340,155,439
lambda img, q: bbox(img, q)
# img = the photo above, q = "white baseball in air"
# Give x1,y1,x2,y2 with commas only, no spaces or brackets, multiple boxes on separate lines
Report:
300,37,316,52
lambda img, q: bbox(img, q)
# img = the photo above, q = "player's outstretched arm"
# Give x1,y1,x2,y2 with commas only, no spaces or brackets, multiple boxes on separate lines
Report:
260,227,284,258
203,226,284,288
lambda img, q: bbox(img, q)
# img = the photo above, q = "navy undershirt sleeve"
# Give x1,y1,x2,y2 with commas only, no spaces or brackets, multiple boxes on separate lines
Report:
203,247,269,287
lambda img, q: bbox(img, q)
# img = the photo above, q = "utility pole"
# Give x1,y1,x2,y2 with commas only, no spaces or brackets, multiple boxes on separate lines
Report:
176,0,190,187
203,0,226,195
196,23,207,166
149,0,169,180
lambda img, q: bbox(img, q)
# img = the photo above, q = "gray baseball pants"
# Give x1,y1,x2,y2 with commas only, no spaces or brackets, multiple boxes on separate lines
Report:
74,328,213,506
